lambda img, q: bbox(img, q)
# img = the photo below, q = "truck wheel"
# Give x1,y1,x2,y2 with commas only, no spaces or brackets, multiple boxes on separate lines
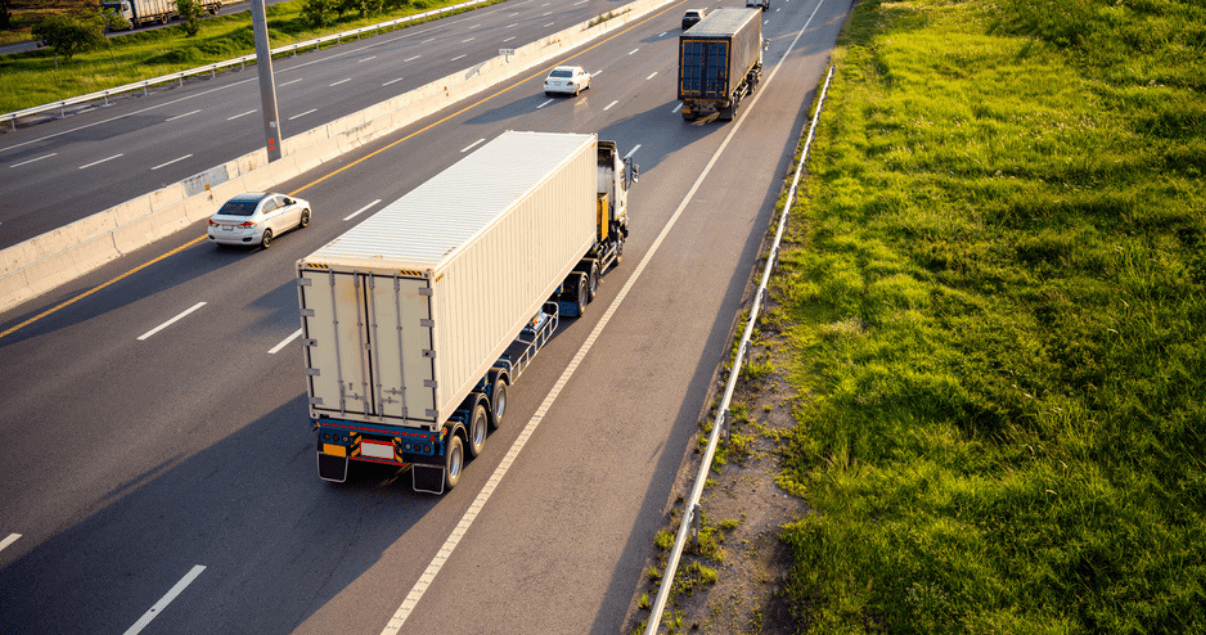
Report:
587,260,600,301
615,236,624,266
260,229,273,249
467,402,488,458
574,273,588,316
489,377,508,430
444,434,463,490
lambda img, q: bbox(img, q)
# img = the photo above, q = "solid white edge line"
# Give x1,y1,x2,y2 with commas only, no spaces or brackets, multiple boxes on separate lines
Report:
137,302,206,341
123,565,206,635
381,25,779,628
344,198,382,221
460,138,486,153
269,328,303,354
150,154,194,171
0,533,20,552
78,153,123,170
10,153,56,168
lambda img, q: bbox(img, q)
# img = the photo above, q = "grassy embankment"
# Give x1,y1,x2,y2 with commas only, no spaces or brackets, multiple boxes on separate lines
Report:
0,0,496,113
770,0,1205,631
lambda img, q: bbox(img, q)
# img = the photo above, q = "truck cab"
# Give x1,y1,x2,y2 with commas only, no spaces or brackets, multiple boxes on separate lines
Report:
746,0,770,11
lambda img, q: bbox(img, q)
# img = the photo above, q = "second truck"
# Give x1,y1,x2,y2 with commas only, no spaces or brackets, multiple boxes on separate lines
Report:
678,7,764,122
297,131,638,494
102,0,224,29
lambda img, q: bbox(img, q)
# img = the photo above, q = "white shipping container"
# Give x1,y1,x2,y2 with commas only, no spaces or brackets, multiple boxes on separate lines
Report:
297,131,598,431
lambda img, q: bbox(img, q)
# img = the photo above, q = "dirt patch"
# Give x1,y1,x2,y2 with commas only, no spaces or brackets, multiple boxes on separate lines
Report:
622,326,809,635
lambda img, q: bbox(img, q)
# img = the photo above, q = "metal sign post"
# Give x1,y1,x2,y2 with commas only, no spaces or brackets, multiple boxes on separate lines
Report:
251,0,282,162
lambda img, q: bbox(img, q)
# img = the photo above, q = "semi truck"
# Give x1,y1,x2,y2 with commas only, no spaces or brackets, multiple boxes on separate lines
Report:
296,131,638,494
678,7,764,122
101,0,223,29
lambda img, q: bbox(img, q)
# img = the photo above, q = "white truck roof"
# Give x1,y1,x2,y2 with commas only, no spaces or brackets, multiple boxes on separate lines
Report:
302,131,597,272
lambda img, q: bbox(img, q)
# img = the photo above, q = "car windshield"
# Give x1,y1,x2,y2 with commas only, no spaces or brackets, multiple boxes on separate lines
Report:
550,70,573,78
217,200,259,216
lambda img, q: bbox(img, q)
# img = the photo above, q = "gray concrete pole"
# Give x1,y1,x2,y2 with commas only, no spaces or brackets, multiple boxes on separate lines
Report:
250,0,282,162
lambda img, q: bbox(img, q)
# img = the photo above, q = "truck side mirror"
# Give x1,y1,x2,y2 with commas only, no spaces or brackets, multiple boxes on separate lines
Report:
629,162,640,185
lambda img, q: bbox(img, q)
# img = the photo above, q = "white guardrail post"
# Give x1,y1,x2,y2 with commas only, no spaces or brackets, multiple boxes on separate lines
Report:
0,0,492,129
643,65,836,635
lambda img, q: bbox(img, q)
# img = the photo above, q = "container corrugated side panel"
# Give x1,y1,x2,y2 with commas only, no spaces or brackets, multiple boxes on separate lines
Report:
431,136,596,418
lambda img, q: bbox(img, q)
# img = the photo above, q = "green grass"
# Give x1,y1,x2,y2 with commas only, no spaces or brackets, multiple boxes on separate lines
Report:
0,0,500,113
774,0,1206,632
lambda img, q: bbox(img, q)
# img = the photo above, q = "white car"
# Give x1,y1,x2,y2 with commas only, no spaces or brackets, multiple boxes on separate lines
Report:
544,66,591,96
207,192,311,249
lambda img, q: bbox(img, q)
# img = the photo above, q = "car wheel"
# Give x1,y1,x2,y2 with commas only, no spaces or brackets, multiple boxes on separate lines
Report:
299,209,311,229
260,229,273,249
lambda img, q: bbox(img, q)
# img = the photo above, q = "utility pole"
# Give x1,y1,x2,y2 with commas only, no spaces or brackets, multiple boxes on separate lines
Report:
250,0,282,162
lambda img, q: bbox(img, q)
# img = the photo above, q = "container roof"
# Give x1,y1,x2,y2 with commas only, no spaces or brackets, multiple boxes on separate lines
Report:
682,7,760,37
302,131,595,270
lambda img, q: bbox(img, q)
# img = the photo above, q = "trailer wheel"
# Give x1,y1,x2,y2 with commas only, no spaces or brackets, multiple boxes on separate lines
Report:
489,377,508,430
467,402,488,458
443,434,464,490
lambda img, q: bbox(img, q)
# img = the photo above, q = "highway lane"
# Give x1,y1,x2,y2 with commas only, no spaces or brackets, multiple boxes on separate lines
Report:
0,0,624,249
0,0,851,631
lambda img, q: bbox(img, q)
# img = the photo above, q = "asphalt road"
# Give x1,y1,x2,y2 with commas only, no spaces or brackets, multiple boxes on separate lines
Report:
0,0,626,249
0,0,852,632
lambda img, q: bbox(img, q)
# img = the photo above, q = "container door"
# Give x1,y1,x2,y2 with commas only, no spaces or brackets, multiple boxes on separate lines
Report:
680,40,730,99
299,269,373,418
364,274,437,424
704,41,729,98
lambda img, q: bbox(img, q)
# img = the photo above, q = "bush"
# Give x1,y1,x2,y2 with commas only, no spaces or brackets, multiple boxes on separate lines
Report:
31,13,106,62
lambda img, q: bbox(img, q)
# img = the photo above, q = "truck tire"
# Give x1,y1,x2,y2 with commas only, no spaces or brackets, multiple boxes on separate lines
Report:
443,434,464,490
467,402,488,458
489,376,508,430
573,272,588,316
587,260,600,301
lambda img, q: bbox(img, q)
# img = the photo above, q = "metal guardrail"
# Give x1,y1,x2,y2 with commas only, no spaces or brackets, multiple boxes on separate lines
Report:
643,65,835,635
1,0,490,131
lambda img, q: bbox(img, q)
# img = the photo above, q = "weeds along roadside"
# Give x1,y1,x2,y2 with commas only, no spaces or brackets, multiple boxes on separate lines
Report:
0,0,506,114
772,0,1206,632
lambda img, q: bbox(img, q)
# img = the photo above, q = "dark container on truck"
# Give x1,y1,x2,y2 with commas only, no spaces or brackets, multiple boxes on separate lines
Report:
677,7,763,122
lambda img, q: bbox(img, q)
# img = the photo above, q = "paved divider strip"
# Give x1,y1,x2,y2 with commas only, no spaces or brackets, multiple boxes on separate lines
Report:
0,0,676,315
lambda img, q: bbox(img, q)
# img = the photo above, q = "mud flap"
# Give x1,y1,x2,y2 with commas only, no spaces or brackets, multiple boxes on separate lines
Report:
317,452,348,483
412,464,446,495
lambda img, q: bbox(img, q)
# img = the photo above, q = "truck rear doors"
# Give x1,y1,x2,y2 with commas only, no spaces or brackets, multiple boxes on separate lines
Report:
298,269,437,427
680,39,730,99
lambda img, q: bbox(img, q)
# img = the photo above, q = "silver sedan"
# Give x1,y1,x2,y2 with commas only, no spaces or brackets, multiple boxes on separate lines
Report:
207,192,311,249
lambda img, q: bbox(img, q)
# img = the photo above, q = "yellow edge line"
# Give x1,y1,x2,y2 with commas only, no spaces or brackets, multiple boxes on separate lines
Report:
1,1,686,341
